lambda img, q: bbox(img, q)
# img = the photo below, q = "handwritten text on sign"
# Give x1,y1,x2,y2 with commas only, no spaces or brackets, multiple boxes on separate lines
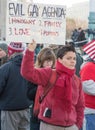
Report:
6,1,66,45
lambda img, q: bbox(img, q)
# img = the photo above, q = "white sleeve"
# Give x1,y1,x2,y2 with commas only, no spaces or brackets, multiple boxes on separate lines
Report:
82,80,95,95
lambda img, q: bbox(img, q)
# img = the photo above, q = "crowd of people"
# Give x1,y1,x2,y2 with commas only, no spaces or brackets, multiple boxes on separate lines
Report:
71,28,86,43
0,32,94,130
71,28,87,50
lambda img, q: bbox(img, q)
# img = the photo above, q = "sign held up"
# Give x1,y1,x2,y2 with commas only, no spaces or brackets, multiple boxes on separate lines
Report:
6,1,66,45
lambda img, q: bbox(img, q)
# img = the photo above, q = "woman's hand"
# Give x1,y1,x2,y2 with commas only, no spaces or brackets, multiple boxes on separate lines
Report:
28,39,37,51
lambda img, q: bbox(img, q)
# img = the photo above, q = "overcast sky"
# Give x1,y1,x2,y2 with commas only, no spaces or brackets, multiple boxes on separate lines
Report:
33,0,89,7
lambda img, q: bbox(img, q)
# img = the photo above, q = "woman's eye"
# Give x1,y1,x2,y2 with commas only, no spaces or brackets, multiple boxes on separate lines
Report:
67,57,71,60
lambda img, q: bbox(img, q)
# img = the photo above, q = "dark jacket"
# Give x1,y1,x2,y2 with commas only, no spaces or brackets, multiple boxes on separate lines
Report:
27,82,37,101
27,82,40,130
75,53,83,77
77,30,86,42
0,53,32,110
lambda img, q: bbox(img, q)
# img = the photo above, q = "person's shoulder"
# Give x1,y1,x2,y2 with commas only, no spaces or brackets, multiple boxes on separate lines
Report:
40,66,52,72
0,60,10,68
84,62,95,67
74,74,81,83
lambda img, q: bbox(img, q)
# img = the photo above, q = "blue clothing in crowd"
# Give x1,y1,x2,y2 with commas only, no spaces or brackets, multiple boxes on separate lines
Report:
0,54,32,110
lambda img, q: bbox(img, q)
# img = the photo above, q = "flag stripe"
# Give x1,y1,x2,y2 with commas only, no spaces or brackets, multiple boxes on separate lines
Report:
83,40,95,61
83,41,95,51
84,46,95,53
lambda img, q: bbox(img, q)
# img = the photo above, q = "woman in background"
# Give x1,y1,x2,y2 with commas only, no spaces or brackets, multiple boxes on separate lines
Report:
27,47,56,130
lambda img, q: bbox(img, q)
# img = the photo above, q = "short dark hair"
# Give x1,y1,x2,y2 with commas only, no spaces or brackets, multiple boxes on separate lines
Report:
57,45,76,59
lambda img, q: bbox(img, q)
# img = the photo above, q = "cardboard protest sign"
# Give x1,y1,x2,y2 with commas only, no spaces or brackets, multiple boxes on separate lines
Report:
6,1,66,45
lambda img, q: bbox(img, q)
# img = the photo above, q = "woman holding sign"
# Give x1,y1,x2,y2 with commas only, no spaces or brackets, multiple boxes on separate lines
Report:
21,40,85,130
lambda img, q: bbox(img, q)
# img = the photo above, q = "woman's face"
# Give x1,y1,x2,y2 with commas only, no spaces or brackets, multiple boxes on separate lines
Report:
43,60,53,68
58,51,76,69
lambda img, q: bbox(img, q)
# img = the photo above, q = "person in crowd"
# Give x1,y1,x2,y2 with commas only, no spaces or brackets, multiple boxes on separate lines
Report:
80,41,95,130
66,41,83,77
75,53,83,77
71,27,88,50
21,40,85,130
77,28,86,42
0,43,8,66
0,42,32,130
76,28,87,53
27,47,56,130
71,29,79,42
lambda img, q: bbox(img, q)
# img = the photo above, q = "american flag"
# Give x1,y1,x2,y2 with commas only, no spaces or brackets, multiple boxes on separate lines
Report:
83,40,95,61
